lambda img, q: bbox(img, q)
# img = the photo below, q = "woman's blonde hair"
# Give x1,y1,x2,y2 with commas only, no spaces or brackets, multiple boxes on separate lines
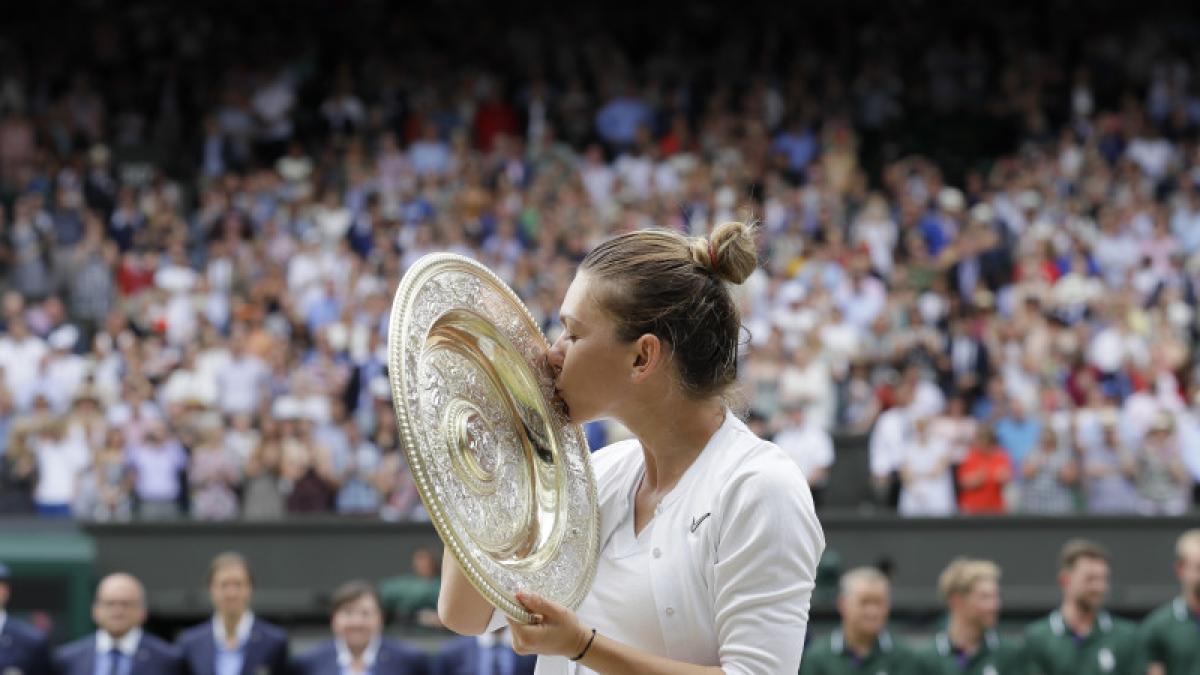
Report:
579,221,757,398
938,558,1001,600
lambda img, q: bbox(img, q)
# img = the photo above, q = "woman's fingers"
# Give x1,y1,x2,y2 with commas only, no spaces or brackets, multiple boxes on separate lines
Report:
515,590,555,620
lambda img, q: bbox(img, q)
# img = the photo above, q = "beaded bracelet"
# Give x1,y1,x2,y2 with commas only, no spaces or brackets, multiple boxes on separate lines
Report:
570,628,597,662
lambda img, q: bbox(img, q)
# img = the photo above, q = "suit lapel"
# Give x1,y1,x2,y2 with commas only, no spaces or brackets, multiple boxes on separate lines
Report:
239,622,263,675
131,641,152,675
375,643,390,672
78,638,97,675
192,630,215,675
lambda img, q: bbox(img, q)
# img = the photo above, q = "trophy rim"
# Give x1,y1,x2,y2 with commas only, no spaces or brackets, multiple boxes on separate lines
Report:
386,252,600,623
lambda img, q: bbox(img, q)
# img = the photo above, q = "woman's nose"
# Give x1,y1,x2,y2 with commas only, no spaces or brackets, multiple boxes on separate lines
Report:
546,340,565,375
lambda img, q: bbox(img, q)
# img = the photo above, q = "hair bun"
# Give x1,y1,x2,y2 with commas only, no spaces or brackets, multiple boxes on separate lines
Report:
690,221,758,285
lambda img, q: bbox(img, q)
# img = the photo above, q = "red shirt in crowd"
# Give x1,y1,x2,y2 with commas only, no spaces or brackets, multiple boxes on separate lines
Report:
956,445,1013,514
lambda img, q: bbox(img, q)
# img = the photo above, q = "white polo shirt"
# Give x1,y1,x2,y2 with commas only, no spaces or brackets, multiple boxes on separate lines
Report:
492,410,825,674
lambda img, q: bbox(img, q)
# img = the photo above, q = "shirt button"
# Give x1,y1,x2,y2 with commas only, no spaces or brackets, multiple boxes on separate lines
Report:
665,607,675,616
652,548,662,558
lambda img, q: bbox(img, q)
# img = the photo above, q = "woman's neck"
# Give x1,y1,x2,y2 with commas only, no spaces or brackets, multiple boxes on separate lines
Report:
219,611,245,639
619,396,726,493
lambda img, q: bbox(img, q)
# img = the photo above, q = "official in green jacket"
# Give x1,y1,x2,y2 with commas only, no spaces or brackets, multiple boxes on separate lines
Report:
1139,528,1200,675
1023,539,1140,674
799,567,915,675
913,558,1026,675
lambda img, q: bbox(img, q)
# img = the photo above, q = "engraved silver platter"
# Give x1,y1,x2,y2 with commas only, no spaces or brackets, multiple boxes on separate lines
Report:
387,253,600,623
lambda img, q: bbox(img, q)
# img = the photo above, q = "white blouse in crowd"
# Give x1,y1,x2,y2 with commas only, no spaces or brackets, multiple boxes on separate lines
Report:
897,435,956,517
488,409,825,674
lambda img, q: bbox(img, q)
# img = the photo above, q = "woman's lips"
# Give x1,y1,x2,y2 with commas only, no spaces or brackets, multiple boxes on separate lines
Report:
553,387,570,417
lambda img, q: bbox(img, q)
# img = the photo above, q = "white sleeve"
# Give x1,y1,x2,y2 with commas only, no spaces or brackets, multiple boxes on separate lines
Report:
713,461,825,675
485,607,508,632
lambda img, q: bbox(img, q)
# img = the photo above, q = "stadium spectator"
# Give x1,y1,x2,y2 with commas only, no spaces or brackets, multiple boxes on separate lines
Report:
241,419,287,520
0,562,53,675
1082,421,1144,515
1017,429,1079,515
897,415,956,516
188,426,242,521
1135,415,1192,515
379,548,442,629
176,552,290,675
293,580,428,675
32,418,88,517
773,401,834,505
53,573,182,675
869,385,912,509
432,626,536,675
72,426,134,521
798,567,915,674
1023,539,1140,675
956,426,1013,514
0,412,37,514
1138,529,1200,674
914,559,1025,673
127,421,188,520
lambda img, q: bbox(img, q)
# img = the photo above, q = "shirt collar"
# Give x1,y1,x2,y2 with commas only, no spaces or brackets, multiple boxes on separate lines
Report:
211,612,255,648
335,636,380,670
96,628,142,656
657,408,735,511
1050,610,1112,637
476,629,512,649
936,629,998,657
831,629,893,656
1172,596,1197,622
985,629,1000,650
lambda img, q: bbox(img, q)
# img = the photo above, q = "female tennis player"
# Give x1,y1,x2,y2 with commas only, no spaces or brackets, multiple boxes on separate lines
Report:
439,221,825,674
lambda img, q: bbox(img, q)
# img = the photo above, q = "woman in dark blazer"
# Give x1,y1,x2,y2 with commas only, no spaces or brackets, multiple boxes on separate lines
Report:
176,552,290,675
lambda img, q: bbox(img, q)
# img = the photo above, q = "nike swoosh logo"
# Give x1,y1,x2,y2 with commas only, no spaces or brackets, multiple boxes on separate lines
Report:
689,512,711,533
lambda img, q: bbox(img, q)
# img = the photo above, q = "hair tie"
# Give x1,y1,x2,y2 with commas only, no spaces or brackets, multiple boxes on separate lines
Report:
708,241,719,274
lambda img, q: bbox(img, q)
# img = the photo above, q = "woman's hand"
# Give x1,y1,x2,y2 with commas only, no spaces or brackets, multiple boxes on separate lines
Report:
507,591,592,658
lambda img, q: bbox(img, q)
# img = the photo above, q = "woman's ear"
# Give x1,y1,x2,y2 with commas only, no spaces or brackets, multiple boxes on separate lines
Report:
630,334,662,382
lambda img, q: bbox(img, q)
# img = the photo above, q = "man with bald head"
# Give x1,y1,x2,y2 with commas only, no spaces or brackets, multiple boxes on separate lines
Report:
53,573,182,675
798,567,914,674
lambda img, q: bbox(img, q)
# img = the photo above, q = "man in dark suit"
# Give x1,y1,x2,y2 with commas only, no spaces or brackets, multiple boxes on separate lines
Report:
53,572,182,675
0,562,53,675
432,628,535,675
293,581,428,675
176,552,289,675
937,316,990,405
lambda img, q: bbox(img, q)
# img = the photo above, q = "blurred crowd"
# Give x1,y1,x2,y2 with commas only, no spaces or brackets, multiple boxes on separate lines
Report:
2,2,1200,519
